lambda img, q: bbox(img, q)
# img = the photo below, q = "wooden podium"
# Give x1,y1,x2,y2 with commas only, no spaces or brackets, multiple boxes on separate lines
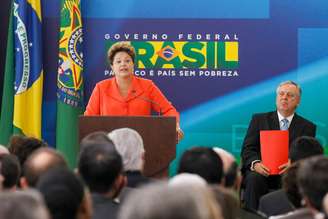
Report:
78,116,176,178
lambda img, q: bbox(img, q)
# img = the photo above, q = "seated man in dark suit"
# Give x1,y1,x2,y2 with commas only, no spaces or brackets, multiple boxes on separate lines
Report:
241,80,316,210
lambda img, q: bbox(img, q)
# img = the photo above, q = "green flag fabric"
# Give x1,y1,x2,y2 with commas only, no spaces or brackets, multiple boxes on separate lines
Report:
56,0,84,168
0,7,14,145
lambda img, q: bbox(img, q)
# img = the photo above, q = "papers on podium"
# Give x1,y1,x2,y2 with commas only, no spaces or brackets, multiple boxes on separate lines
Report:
260,130,289,175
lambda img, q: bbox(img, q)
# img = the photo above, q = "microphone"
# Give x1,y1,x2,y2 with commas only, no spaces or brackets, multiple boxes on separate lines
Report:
131,90,162,116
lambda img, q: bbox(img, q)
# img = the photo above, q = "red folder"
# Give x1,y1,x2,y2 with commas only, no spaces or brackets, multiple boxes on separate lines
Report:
260,130,289,175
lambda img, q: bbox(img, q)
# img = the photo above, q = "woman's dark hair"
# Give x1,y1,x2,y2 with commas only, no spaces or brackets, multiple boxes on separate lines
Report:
107,41,135,65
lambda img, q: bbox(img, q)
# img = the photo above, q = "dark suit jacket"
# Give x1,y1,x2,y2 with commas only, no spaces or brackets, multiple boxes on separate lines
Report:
258,189,294,217
92,193,119,219
241,111,316,173
239,208,267,219
126,171,153,188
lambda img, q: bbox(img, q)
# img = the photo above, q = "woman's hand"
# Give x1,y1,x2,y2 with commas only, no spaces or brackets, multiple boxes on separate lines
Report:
176,125,184,143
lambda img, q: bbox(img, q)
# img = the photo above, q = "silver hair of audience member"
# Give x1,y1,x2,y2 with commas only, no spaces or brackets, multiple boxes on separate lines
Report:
0,189,50,219
169,173,207,187
108,128,145,171
0,144,9,155
119,182,223,219
212,147,236,173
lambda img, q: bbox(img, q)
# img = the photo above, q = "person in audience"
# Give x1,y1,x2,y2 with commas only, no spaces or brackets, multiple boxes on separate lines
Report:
108,128,152,188
0,190,50,219
241,81,316,210
169,173,207,188
178,146,223,184
211,186,240,219
20,148,68,188
119,182,223,219
213,147,241,190
268,156,328,219
296,156,328,218
322,193,328,219
258,136,323,217
84,41,183,141
289,136,323,163
213,147,265,219
8,135,48,169
80,131,114,152
0,144,9,155
259,162,301,218
282,163,303,209
0,164,3,190
37,167,92,219
78,140,126,219
0,154,21,190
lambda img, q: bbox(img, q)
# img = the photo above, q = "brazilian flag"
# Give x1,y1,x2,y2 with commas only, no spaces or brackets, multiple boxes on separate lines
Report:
56,0,84,168
0,0,43,144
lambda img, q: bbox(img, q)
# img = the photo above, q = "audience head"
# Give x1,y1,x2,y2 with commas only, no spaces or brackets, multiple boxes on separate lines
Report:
0,190,50,219
119,182,223,219
78,140,124,197
213,147,240,188
0,154,21,190
37,167,92,219
169,173,207,188
8,135,48,168
108,128,145,171
282,162,302,208
298,155,328,211
290,136,323,163
22,148,68,187
80,131,113,153
0,144,9,155
0,164,3,190
323,193,328,218
178,146,223,184
210,186,239,219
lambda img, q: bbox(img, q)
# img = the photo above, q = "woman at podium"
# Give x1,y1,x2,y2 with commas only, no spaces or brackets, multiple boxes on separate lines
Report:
84,41,184,141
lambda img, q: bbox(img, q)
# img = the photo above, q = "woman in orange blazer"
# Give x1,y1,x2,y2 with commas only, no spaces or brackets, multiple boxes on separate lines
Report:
85,41,184,141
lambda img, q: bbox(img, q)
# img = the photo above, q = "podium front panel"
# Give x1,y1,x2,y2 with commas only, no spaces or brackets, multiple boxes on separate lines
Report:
79,116,176,177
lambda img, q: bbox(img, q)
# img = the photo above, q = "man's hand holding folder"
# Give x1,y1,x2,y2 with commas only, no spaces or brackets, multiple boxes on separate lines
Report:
253,162,270,177
278,159,291,175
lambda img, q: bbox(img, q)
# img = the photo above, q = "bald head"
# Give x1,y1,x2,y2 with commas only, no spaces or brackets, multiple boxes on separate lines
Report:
22,148,68,187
